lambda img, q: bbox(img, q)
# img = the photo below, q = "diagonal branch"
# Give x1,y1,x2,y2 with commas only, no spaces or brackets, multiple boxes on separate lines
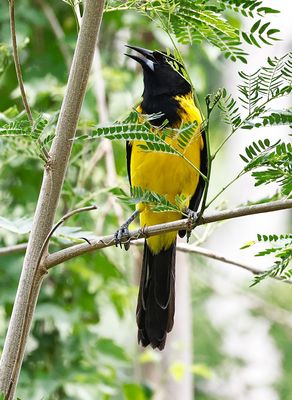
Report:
176,243,292,285
0,243,27,256
45,199,292,269
132,239,292,285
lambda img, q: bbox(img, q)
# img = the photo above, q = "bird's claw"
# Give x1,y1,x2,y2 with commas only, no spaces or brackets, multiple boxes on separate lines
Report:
114,225,130,250
184,209,199,242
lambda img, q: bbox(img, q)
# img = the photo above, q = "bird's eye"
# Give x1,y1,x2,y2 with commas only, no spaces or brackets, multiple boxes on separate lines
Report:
153,51,165,63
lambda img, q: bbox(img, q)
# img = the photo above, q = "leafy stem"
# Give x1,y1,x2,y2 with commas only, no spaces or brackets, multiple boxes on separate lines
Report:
199,97,214,213
212,92,290,160
206,170,245,208
8,0,49,161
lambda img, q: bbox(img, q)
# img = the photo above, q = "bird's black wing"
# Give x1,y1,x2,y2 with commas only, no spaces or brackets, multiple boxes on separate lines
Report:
179,128,208,237
126,140,132,187
189,128,208,211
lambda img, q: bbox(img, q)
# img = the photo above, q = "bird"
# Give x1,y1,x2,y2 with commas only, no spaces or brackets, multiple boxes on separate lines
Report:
116,45,207,350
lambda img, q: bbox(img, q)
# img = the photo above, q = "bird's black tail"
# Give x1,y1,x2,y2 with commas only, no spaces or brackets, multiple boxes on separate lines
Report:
136,240,176,350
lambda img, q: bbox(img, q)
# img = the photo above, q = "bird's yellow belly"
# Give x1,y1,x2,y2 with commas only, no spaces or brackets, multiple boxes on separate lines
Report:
131,130,202,253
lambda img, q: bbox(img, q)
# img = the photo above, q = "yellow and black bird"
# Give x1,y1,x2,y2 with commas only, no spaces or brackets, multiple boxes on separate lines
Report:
117,45,207,350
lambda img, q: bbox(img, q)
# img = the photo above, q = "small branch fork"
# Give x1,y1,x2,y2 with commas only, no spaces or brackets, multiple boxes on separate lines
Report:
38,205,98,270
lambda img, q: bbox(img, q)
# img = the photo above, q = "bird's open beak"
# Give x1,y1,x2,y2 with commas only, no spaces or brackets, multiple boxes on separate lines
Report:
125,45,155,71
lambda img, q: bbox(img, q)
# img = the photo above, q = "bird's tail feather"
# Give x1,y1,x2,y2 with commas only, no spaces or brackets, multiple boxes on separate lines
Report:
136,240,176,350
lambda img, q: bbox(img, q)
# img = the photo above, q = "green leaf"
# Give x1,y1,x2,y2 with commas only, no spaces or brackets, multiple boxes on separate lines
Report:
0,216,32,234
96,338,129,362
251,19,261,33
238,53,292,111
259,22,270,34
122,384,146,400
240,240,256,250
257,7,280,15
129,187,182,213
218,90,241,129
242,232,292,286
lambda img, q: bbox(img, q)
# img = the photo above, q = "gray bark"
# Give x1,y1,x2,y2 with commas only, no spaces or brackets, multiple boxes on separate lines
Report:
0,1,105,397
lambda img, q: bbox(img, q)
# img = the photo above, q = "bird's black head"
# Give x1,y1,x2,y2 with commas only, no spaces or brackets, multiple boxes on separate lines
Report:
125,45,191,99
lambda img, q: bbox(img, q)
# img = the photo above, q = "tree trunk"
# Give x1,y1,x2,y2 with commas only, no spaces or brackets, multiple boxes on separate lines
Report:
0,1,105,398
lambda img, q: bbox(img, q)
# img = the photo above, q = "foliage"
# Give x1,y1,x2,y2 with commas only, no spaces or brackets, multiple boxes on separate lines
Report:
217,53,292,133
218,89,241,130
215,0,280,18
0,111,53,162
106,0,280,63
212,53,292,202
242,234,292,285
77,115,205,178
130,186,187,213
238,53,291,113
238,139,292,196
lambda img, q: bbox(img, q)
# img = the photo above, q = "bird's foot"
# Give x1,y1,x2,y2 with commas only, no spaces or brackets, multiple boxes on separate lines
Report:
115,224,131,250
114,210,140,250
183,208,199,243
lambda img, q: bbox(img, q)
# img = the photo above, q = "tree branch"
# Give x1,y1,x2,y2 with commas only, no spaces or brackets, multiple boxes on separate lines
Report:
38,205,98,266
0,1,106,398
0,243,27,256
45,199,292,269
176,243,292,285
8,0,49,160
8,0,33,124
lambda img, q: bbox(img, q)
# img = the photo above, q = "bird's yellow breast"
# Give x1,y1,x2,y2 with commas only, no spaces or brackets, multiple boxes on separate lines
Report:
131,92,203,253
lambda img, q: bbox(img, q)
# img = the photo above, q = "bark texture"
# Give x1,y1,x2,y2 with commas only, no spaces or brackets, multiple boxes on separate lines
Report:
0,1,105,397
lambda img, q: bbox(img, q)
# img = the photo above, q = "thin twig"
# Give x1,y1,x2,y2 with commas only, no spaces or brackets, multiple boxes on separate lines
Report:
131,239,292,285
206,170,245,207
8,0,49,160
1,200,290,264
0,207,97,258
38,205,98,268
177,243,292,285
8,0,33,124
0,243,27,256
45,199,292,269
177,243,266,275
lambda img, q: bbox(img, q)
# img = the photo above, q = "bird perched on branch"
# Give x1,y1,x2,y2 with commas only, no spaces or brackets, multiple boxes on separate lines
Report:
116,45,207,350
